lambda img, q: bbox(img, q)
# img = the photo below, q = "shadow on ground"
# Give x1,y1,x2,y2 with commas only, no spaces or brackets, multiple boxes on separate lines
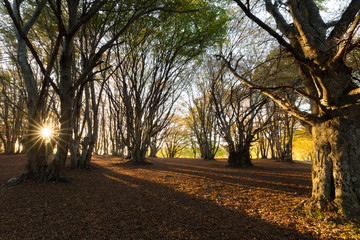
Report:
0,155,317,239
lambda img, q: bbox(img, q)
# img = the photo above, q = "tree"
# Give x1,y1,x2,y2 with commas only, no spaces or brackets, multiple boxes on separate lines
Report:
3,0,65,182
209,61,270,167
149,130,169,158
0,70,26,154
161,115,187,158
223,0,360,219
188,81,220,161
251,47,303,162
267,105,296,162
109,6,227,164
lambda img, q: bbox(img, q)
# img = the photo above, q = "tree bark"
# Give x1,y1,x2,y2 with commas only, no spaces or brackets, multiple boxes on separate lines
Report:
131,143,148,164
228,0,360,219
228,144,252,167
48,37,75,180
310,116,360,219
149,141,158,158
20,115,51,182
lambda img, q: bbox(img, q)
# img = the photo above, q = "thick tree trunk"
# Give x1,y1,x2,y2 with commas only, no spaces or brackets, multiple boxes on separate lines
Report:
310,117,360,219
228,144,252,167
203,153,215,161
20,117,50,182
131,147,147,163
130,141,150,164
228,150,252,167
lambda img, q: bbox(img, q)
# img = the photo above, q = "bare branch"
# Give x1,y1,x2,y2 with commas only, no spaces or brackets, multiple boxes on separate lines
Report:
250,84,320,104
264,0,295,38
332,13,360,62
327,0,360,46
217,55,318,125
233,0,315,68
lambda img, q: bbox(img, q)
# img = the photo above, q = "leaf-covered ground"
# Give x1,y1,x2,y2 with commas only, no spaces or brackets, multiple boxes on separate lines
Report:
0,155,359,239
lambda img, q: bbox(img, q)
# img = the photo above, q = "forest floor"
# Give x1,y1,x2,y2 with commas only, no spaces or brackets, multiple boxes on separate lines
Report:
0,155,359,240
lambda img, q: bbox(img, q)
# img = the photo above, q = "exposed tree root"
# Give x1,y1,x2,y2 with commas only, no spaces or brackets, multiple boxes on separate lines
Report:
3,177,24,189
294,197,339,219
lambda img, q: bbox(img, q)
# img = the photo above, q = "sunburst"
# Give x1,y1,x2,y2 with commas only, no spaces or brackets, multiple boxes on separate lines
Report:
22,115,74,155
41,127,53,139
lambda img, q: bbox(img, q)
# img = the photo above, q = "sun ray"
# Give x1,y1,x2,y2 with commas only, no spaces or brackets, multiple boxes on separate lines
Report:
41,128,52,138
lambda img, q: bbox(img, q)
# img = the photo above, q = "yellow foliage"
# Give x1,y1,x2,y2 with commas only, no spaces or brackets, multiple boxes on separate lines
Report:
293,127,313,161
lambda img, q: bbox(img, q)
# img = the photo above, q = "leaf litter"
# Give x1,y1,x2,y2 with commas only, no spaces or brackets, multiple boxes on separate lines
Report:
0,155,359,239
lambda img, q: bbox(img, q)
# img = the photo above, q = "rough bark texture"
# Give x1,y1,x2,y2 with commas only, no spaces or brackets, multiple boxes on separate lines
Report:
230,0,360,219
310,116,360,219
49,41,74,180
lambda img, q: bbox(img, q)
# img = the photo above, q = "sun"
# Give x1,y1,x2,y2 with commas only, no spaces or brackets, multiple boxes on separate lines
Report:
41,127,53,138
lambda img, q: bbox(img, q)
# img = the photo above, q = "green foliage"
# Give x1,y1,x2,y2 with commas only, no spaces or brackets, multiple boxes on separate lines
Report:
130,0,229,59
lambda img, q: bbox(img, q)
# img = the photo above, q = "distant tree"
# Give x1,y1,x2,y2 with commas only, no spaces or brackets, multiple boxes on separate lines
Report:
149,130,169,158
267,105,296,162
109,6,227,164
0,71,26,154
161,116,187,158
209,61,270,167
188,82,220,161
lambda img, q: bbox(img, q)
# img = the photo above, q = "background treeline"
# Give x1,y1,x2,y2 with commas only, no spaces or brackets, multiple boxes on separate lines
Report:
0,1,312,169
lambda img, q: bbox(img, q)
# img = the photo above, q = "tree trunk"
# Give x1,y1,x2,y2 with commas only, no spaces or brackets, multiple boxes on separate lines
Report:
149,141,158,158
310,117,360,219
15,25,50,181
47,38,74,181
202,152,215,161
70,137,80,169
48,95,72,180
131,144,148,164
79,136,90,168
228,144,252,167
20,115,50,182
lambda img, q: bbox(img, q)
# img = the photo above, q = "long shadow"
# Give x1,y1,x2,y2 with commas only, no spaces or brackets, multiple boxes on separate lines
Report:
161,167,310,196
94,163,318,240
162,158,312,176
114,158,312,196
0,158,318,240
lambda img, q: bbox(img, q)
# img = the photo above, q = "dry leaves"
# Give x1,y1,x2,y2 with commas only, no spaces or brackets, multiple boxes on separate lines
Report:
0,155,359,239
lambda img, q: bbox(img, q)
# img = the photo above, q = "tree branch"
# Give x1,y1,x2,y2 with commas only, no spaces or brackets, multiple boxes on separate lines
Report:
327,0,360,46
332,13,360,62
217,54,319,125
264,0,295,38
233,0,316,69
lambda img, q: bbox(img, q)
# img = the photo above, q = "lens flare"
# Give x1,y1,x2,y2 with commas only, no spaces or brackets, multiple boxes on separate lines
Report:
41,127,52,138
